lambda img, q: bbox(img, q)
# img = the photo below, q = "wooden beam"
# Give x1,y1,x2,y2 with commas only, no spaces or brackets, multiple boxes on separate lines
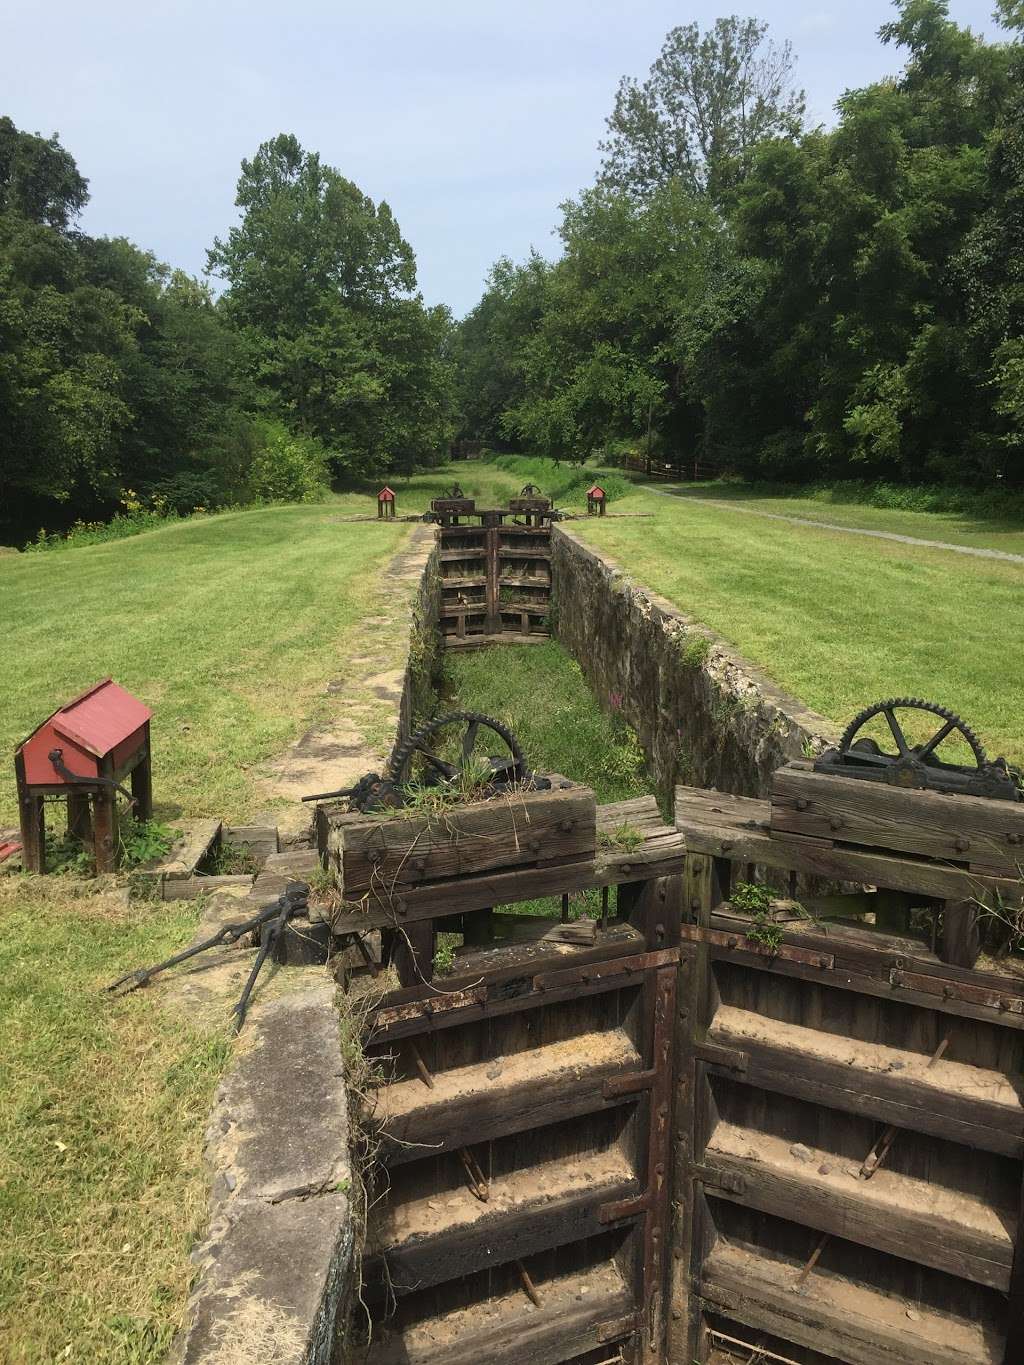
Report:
675,785,1023,904
703,1121,1014,1291
770,764,1024,877
700,1241,1001,1365
373,1028,643,1166
364,1162,640,1300
707,1005,1023,1157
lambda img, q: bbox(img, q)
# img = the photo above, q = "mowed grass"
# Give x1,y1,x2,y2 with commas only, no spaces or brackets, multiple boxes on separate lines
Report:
442,639,650,804
0,499,409,829
653,481,1024,556
0,877,225,1363
575,486,1024,766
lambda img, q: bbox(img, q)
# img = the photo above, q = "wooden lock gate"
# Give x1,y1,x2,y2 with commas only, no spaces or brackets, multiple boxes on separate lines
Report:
438,508,553,647
329,761,1024,1363
324,787,687,1364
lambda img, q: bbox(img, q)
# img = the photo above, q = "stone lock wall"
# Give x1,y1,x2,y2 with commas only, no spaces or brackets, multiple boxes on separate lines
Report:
550,526,838,805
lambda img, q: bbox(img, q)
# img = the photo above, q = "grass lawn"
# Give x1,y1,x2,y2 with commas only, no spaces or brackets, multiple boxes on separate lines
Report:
653,480,1024,556
442,639,651,805
575,484,1024,767
0,877,224,1363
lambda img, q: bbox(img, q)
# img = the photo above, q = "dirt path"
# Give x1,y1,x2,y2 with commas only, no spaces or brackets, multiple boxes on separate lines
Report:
258,523,434,841
648,487,1024,564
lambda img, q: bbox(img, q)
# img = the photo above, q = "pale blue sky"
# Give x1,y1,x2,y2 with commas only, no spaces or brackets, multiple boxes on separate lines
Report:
1,1,1002,316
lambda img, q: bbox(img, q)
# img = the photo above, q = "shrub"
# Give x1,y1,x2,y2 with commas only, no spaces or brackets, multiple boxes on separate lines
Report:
249,421,330,504
488,454,632,507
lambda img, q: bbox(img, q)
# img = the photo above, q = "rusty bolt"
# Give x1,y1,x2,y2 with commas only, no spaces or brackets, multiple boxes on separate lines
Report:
818,956,830,968
396,899,407,916
721,840,733,853
672,1307,682,1319
943,985,955,999
727,936,738,948
796,798,809,811
621,862,631,874
1000,997,1013,1011
955,836,970,852
559,819,574,833
1008,833,1022,846
829,816,843,831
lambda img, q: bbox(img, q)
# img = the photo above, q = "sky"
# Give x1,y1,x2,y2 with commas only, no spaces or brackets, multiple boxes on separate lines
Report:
1,0,1004,318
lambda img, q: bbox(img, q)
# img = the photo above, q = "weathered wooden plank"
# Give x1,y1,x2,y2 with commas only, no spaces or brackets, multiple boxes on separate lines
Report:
675,784,1024,902
703,1121,1014,1291
364,1157,640,1299
326,832,686,933
700,1242,1002,1365
372,1028,643,1165
708,1005,1023,1156
689,913,1024,1032
324,786,597,897
1003,1167,1024,1364
221,824,279,856
771,764,1024,876
366,1288,635,1365
493,913,597,944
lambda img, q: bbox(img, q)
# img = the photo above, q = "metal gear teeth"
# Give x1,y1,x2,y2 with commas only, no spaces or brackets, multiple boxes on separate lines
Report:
838,698,987,767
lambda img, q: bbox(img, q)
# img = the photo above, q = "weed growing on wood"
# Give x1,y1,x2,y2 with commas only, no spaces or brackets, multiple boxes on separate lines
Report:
599,821,644,852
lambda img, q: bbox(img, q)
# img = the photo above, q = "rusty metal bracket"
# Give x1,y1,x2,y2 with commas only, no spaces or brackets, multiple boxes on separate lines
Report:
690,1161,746,1196
694,1041,748,1073
534,947,679,992
890,967,1024,1016
681,921,834,970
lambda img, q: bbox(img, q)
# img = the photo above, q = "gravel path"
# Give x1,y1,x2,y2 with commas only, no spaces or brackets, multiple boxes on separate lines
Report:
648,487,1024,565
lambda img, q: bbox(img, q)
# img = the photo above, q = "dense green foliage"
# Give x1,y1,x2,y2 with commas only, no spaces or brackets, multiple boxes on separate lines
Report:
207,134,455,481
0,124,454,544
456,2,1024,488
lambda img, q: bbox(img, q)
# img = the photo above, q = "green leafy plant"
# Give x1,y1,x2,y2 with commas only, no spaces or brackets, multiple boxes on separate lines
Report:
44,831,95,876
118,819,177,869
730,881,773,914
678,633,711,668
731,880,785,952
203,840,262,875
433,938,457,974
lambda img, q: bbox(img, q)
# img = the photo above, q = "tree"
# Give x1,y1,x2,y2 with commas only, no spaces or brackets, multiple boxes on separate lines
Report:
0,115,88,229
208,133,453,475
598,16,805,201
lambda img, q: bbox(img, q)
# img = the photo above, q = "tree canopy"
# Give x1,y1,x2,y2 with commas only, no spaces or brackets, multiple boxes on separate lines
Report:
0,125,454,543
456,2,1024,488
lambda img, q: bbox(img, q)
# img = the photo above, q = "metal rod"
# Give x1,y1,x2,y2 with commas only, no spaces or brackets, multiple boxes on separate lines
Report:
709,1329,806,1365
515,1260,542,1308
456,1146,489,1202
408,1040,434,1090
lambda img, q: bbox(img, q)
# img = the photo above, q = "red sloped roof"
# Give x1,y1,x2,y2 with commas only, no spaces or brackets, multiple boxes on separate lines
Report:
587,484,606,496
50,679,152,757
378,486,396,499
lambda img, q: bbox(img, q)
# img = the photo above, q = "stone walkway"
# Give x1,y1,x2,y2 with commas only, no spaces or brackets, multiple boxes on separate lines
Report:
648,487,1024,565
258,523,435,843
